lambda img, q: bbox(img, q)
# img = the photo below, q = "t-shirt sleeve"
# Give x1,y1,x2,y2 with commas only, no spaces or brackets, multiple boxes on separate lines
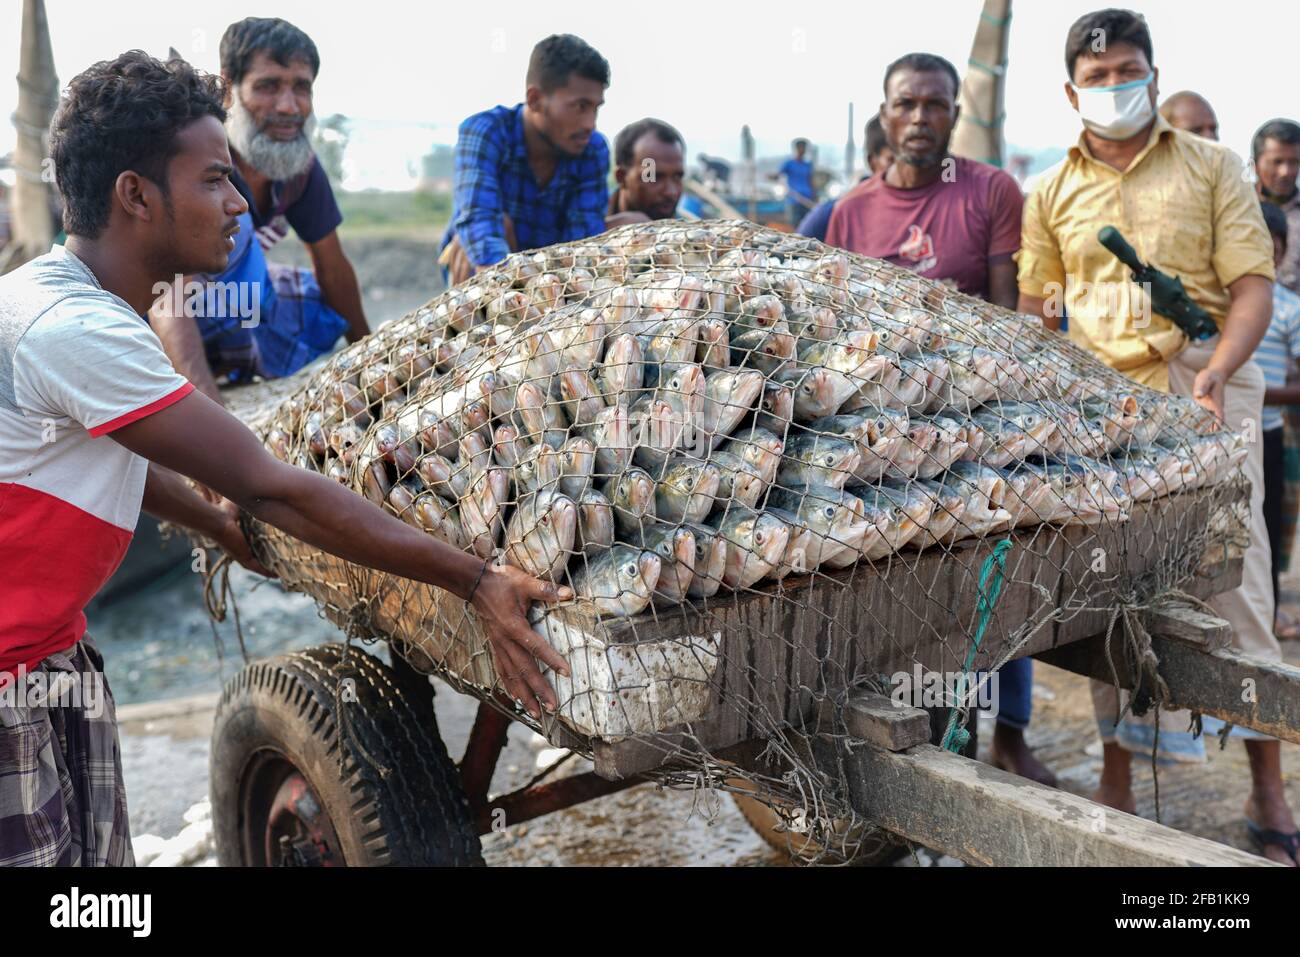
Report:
1286,293,1300,361
285,157,344,245
986,170,1025,259
12,298,194,437
1210,148,1275,287
1016,182,1067,300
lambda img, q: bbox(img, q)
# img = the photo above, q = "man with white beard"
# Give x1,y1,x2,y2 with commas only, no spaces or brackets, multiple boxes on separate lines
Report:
150,18,370,397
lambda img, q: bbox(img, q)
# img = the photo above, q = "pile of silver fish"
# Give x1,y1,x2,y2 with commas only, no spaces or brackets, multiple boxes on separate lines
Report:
260,220,1248,620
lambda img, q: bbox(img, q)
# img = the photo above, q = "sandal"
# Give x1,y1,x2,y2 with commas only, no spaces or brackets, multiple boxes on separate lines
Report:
1246,818,1300,864
1273,608,1300,641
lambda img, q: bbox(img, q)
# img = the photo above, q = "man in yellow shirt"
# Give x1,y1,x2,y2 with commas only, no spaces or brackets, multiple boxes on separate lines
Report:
1017,8,1296,865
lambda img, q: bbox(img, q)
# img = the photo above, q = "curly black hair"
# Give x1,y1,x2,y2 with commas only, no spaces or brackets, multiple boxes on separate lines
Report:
50,51,226,238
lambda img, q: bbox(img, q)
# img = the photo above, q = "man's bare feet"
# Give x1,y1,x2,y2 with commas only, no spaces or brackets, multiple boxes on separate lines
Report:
1244,740,1298,865
1092,782,1138,815
1093,742,1138,814
990,724,1059,787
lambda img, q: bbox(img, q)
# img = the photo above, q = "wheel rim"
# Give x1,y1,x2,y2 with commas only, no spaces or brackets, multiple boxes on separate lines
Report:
240,750,345,866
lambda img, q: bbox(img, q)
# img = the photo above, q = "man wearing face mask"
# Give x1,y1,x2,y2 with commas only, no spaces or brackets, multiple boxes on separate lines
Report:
441,35,611,286
1018,9,1296,865
150,18,370,397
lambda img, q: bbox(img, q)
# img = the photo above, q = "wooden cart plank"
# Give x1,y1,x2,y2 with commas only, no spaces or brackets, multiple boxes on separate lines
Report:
1037,633,1300,745
840,743,1275,867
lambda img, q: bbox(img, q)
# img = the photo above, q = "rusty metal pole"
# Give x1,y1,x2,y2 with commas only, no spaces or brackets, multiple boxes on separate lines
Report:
458,700,513,810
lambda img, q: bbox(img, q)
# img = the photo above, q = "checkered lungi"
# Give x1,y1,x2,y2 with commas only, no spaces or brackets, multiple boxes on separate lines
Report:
0,637,134,866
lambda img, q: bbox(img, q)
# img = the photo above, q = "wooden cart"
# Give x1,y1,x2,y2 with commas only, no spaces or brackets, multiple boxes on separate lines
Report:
206,462,1298,866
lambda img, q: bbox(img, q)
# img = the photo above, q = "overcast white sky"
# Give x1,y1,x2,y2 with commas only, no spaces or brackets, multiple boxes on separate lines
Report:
3,0,1296,189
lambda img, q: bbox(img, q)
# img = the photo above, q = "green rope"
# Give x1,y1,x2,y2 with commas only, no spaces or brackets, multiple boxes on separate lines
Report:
942,538,1014,752
967,56,1007,76
959,112,1006,130
980,10,1012,27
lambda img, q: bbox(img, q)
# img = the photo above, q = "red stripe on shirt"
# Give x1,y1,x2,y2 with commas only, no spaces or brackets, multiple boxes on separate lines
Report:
0,482,133,683
88,382,195,437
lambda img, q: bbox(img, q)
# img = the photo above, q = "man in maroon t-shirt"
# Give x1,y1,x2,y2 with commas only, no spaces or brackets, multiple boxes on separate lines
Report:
826,53,1022,309
827,53,1054,787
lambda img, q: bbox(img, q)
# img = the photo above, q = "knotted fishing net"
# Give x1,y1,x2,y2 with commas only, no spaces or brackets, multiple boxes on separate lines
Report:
230,219,1249,864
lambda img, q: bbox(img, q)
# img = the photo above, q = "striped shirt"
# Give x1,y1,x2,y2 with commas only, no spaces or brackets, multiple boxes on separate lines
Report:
443,104,610,268
1255,281,1300,432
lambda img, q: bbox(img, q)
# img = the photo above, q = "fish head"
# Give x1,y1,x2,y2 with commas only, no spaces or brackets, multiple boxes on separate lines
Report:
563,436,596,473
661,362,705,399
630,550,663,597
515,379,545,410
708,367,755,413
664,526,697,570
800,435,859,474
790,367,835,417
751,511,792,568
907,421,940,454
539,494,578,549
624,469,656,512
760,380,795,422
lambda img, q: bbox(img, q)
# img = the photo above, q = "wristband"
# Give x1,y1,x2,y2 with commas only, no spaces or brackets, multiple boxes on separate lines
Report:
467,559,489,604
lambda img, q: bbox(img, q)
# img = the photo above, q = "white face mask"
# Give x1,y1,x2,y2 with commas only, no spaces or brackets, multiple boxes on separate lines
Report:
1071,74,1155,141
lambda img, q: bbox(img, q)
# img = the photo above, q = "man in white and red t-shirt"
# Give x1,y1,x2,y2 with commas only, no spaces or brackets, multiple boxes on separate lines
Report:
0,52,569,867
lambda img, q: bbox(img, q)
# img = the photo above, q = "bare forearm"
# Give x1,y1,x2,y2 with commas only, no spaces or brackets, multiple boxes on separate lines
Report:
114,392,485,600
141,463,225,536
241,465,484,600
1209,275,1273,379
323,267,369,342
1017,292,1061,332
314,248,370,343
987,258,1018,310
149,298,225,405
1265,384,1300,405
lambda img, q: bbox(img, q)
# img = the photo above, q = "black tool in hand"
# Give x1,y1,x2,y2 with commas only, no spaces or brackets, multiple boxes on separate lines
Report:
1098,226,1218,341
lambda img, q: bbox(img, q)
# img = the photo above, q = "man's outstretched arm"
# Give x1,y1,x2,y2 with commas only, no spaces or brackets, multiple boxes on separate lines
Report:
112,390,570,716
308,230,370,343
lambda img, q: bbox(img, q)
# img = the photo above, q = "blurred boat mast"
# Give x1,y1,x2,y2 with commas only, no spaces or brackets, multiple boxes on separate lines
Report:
950,0,1011,168
2,0,58,274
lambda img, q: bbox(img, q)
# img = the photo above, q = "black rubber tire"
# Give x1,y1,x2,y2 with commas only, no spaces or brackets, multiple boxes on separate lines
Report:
211,643,482,866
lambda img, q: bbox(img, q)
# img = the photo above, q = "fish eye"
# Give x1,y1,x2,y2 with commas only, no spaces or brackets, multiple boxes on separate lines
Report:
754,531,765,545
824,454,836,466
802,383,814,394
624,563,637,577
824,505,836,518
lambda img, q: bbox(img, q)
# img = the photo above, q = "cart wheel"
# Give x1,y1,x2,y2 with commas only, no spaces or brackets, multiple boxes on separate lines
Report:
210,643,482,866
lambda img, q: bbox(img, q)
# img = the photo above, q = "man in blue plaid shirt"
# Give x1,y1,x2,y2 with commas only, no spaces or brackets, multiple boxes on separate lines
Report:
441,35,614,283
